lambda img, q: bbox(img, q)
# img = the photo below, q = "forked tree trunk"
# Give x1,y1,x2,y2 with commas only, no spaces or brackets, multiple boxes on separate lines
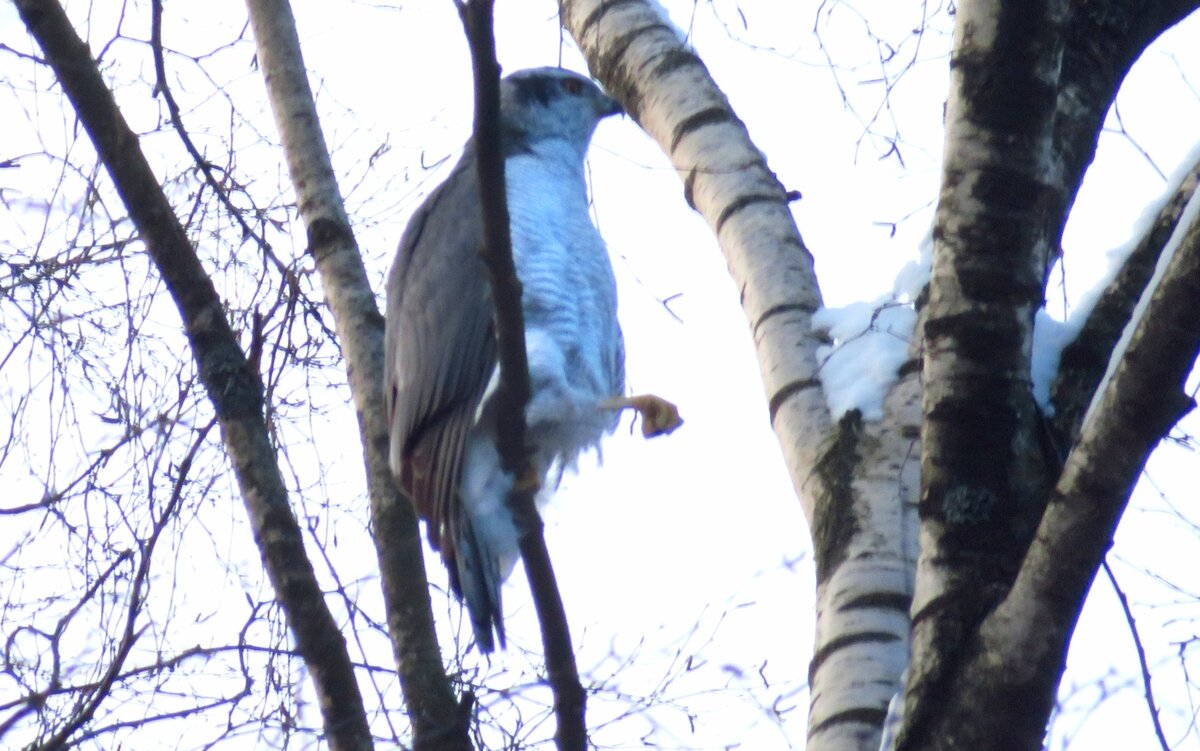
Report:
562,2,1200,751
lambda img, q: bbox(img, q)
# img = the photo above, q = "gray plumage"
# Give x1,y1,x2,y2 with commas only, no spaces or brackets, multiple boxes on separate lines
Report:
385,67,625,652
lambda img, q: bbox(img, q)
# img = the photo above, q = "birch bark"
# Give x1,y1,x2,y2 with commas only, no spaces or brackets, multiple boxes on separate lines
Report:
243,1,469,747
560,3,918,749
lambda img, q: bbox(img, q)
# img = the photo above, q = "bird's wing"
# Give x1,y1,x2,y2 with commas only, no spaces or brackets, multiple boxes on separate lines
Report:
385,149,496,563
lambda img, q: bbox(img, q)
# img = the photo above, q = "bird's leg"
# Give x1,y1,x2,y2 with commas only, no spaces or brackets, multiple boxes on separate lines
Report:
599,394,683,438
513,463,542,493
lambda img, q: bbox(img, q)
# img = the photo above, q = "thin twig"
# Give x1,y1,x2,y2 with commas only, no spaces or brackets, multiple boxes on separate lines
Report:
37,421,215,750
1103,559,1171,751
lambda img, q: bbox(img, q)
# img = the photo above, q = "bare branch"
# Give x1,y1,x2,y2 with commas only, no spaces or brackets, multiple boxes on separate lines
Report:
36,421,215,751
1102,560,1171,751
11,1,373,748
1051,154,1200,442
457,2,587,749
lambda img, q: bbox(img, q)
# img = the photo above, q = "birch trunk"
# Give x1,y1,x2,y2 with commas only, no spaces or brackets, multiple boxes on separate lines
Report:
243,1,470,747
564,1,1200,750
901,2,1200,749
560,3,917,749
905,3,1068,749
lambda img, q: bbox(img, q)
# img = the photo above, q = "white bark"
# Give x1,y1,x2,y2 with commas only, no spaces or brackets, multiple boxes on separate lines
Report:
810,369,920,749
561,2,917,748
244,1,467,745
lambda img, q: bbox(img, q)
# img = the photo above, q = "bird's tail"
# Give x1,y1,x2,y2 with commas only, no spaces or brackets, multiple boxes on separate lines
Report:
453,512,507,653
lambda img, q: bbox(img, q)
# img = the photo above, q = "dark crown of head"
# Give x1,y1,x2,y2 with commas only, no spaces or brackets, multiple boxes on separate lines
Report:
507,70,590,108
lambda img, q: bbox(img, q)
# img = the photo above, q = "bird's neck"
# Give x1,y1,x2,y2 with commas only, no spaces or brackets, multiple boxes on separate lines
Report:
511,137,589,177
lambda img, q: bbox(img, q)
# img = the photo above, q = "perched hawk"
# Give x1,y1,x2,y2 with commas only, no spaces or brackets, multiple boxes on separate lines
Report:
385,67,626,652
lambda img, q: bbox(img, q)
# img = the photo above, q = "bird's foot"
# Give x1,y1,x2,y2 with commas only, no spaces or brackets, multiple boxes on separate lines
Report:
513,463,542,493
600,394,683,438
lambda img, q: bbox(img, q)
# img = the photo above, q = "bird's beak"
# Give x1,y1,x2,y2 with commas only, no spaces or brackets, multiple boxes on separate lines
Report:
599,93,623,118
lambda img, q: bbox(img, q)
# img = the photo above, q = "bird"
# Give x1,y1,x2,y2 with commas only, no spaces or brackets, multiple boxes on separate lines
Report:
385,67,632,652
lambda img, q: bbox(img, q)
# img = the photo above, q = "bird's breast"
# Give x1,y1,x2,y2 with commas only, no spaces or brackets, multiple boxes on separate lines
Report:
501,151,625,450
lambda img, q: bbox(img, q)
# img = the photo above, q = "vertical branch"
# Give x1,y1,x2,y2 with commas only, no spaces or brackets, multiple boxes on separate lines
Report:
455,2,587,749
240,1,469,747
11,1,373,749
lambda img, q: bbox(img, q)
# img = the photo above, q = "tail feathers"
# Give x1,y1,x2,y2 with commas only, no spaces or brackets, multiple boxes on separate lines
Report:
454,513,506,653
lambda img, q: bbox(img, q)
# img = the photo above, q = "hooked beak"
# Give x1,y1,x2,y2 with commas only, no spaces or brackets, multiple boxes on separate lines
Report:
598,92,623,118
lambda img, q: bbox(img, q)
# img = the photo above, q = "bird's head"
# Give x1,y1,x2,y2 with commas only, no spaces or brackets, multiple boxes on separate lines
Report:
499,67,621,155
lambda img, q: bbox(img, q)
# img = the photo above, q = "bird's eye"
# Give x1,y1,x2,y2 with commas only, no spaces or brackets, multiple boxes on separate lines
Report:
561,78,584,95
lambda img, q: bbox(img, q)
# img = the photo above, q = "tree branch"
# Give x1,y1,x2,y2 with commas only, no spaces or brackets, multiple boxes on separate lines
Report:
1050,0,1200,258
558,4,919,750
11,1,373,748
1051,154,1200,442
958,179,1200,751
240,1,470,748
1102,560,1171,751
558,0,829,527
456,2,587,749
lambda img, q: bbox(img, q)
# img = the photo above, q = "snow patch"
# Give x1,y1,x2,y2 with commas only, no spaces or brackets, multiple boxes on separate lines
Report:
1031,310,1073,408
1033,141,1200,411
1081,165,1200,426
893,228,934,303
813,230,928,421
813,301,917,421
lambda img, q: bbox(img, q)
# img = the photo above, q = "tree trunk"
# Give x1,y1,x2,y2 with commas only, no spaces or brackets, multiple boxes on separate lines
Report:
242,1,470,747
905,4,1068,749
901,2,1200,748
560,2,917,749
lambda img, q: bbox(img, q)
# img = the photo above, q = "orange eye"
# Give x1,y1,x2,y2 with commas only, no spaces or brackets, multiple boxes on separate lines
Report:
561,78,584,95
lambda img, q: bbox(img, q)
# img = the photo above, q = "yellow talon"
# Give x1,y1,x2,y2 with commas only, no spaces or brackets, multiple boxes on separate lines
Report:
600,394,683,438
514,464,542,493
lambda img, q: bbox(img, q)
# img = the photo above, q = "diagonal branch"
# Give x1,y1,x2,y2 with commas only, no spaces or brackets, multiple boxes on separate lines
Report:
558,0,829,527
558,5,917,751
967,177,1200,750
1102,560,1171,751
240,0,469,747
1051,154,1200,442
11,1,373,748
456,3,587,750
1050,0,1200,258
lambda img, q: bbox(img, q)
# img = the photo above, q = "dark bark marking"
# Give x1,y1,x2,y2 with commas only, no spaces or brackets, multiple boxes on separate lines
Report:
841,591,913,614
306,216,354,261
810,706,890,737
575,0,643,42
768,377,821,425
669,107,733,152
649,47,701,79
809,629,902,682
715,192,784,235
753,301,819,338
813,410,864,584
